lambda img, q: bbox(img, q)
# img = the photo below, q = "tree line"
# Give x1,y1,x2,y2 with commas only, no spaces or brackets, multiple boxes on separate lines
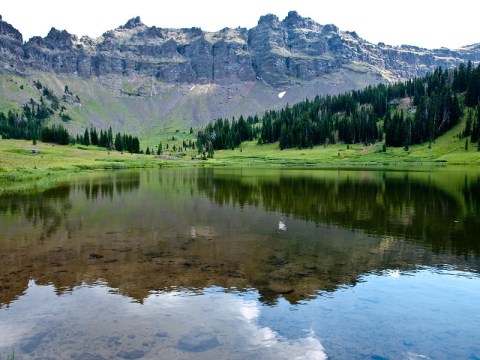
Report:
197,62,480,152
196,115,260,158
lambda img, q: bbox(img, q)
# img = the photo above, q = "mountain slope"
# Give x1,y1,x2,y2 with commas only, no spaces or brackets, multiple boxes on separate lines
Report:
1,12,480,134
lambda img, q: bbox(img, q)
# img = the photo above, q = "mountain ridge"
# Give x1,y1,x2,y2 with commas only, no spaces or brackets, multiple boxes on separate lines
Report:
1,11,480,133
2,11,480,87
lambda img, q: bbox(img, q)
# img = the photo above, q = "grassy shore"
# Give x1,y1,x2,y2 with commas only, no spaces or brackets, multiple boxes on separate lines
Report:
211,137,480,167
209,119,480,166
0,139,193,193
1,118,479,194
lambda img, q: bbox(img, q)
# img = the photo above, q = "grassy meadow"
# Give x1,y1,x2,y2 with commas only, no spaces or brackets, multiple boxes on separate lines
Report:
1,116,479,194
1,71,479,195
0,139,192,193
141,115,480,167
208,118,480,166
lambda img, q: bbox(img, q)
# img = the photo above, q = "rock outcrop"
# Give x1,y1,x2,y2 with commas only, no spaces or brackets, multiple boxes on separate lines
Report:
0,14,25,72
1,11,480,87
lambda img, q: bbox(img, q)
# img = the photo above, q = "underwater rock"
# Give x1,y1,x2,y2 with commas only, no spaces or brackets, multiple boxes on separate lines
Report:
178,331,219,352
20,330,49,353
117,349,145,359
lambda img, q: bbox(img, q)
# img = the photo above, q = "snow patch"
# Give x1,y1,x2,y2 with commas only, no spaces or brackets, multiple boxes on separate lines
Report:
278,91,286,99
190,85,196,91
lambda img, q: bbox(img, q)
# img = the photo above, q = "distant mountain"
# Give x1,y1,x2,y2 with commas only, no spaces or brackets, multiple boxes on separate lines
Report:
2,11,480,85
1,11,479,132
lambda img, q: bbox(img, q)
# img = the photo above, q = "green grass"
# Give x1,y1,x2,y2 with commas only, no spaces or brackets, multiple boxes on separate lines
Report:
141,130,197,155
0,139,193,194
209,117,480,167
1,115,479,194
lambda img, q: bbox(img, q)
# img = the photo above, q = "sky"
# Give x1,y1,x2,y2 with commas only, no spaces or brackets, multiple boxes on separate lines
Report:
2,0,479,49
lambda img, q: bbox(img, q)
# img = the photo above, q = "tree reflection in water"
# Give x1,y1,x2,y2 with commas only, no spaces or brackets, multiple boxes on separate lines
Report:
0,168,479,307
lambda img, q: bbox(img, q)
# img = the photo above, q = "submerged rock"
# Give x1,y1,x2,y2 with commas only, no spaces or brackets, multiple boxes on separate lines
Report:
20,330,49,353
178,331,219,352
117,349,145,359
76,353,107,360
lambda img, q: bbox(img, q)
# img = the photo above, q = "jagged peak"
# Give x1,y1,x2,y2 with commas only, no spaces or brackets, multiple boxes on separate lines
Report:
122,16,144,30
257,14,280,26
284,10,303,22
47,27,69,37
45,27,77,42
345,30,360,39
283,11,319,30
322,24,338,33
0,15,24,43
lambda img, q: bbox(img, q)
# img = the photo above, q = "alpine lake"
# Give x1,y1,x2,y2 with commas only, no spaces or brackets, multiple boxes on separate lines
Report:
1,167,479,360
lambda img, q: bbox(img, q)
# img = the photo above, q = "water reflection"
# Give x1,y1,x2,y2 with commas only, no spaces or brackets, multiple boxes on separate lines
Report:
1,167,480,359
0,168,479,308
0,268,478,359
197,169,480,256
82,171,140,201
0,280,327,360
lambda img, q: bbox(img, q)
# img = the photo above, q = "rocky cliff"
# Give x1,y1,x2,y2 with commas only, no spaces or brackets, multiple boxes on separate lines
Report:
2,11,480,87
1,12,480,133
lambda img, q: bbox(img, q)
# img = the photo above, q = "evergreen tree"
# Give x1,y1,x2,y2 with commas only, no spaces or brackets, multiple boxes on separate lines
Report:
108,127,113,149
114,133,123,151
83,127,90,146
464,111,473,138
90,127,99,145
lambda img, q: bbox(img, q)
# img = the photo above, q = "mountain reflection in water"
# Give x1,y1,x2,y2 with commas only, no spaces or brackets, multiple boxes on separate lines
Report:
1,167,480,359
0,168,479,308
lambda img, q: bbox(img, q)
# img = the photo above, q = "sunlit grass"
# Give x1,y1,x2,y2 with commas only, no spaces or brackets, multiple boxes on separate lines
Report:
209,118,480,167
0,139,192,194
1,115,479,194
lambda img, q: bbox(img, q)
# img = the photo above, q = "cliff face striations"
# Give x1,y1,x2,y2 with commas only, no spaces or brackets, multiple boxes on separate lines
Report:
2,11,480,87
1,12,479,131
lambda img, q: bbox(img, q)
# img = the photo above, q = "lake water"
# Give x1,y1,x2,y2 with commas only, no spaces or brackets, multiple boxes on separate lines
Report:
0,167,479,359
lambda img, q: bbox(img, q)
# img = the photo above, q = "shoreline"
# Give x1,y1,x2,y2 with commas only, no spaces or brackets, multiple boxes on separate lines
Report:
1,139,479,194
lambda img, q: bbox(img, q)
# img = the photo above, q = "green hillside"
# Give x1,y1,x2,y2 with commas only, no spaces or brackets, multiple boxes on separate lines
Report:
0,68,382,139
1,112,478,195
210,115,480,166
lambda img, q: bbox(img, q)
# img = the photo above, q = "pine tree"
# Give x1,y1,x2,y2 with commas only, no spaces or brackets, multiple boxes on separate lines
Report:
90,127,99,145
132,137,140,153
114,133,123,152
464,111,473,138
107,127,113,149
83,127,90,146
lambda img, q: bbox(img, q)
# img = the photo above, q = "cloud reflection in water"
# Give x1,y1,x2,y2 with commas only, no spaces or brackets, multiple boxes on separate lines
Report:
0,281,326,359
